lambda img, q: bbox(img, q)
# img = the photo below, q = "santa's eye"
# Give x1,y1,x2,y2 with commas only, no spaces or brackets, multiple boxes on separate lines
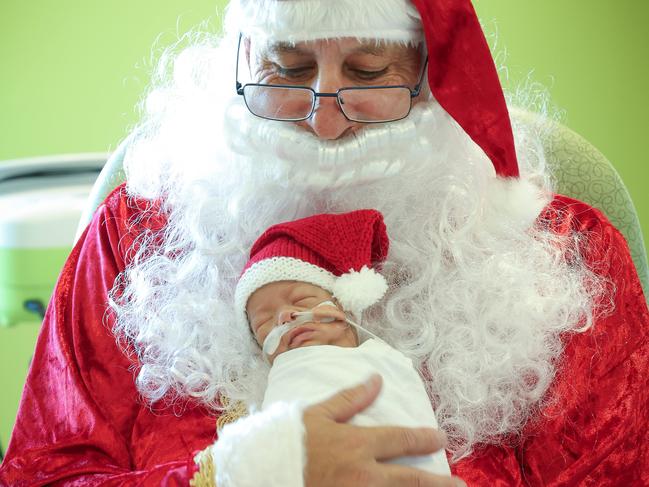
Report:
350,67,389,80
277,65,313,77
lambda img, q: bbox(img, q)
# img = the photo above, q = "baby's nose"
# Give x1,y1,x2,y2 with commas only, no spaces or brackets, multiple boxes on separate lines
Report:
277,309,295,325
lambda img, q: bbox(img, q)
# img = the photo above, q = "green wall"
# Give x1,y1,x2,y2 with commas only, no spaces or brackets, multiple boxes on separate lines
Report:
1,0,647,450
0,0,225,453
475,0,649,252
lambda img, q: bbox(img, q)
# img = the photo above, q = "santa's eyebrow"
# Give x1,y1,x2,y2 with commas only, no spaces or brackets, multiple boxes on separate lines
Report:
265,42,311,57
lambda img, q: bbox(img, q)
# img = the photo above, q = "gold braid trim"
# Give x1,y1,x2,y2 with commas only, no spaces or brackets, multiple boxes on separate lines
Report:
216,396,249,435
189,396,249,487
190,446,217,487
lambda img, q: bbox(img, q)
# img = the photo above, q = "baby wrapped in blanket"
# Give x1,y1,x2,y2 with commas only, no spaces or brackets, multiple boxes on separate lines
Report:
234,209,450,476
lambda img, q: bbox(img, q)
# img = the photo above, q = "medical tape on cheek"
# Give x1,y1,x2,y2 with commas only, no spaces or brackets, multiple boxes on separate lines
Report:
262,323,292,356
312,299,385,344
261,301,385,357
261,301,338,357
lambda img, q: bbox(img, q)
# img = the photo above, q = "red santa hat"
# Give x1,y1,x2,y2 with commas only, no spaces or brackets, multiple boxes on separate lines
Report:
226,0,519,178
235,209,390,325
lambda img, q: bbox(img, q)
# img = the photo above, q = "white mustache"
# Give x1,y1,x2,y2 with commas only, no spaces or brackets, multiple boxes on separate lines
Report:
223,101,438,191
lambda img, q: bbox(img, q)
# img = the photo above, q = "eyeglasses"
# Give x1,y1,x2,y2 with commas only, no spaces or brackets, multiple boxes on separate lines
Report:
235,34,428,124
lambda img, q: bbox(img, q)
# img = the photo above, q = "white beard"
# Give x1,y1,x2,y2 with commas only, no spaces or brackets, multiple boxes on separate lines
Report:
110,36,603,460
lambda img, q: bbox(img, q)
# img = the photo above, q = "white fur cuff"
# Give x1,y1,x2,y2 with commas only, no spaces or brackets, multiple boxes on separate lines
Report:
212,401,307,487
225,0,423,44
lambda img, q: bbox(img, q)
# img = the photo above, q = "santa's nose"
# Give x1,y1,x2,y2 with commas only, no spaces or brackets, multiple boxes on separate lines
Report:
297,69,357,140
306,98,353,140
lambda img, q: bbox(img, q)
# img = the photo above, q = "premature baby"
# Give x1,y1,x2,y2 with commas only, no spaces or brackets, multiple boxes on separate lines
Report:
235,210,450,476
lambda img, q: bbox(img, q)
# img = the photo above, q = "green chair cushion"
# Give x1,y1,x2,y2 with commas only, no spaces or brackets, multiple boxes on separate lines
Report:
510,107,649,298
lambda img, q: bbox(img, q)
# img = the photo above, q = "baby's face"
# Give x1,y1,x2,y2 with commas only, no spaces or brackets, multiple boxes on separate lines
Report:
246,281,358,363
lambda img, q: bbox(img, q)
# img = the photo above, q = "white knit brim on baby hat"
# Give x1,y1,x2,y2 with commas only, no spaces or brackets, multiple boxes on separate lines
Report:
235,257,389,327
235,257,337,327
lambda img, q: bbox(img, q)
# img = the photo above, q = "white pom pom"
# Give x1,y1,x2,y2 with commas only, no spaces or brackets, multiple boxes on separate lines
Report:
332,266,388,316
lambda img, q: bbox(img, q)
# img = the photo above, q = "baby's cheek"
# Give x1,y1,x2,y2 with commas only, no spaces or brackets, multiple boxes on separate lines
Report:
330,324,357,347
254,327,268,347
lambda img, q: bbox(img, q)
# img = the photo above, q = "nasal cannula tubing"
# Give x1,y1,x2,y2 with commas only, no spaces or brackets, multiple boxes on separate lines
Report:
261,300,384,357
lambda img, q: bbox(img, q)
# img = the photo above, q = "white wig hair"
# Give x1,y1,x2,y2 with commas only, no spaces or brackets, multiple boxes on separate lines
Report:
109,26,608,460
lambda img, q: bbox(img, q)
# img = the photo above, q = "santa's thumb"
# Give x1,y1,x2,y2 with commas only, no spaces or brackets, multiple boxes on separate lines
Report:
313,374,383,423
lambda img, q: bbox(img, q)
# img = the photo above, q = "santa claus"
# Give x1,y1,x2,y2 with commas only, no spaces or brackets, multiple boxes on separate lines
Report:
1,0,647,486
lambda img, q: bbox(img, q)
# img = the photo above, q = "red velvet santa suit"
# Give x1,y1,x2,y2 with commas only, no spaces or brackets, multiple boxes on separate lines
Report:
3,0,649,483
1,183,647,486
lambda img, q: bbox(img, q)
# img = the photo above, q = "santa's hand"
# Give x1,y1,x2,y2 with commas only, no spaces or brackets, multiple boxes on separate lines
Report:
211,375,463,487
303,374,465,487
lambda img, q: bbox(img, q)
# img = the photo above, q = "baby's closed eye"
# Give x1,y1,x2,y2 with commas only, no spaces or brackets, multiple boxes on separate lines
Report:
251,315,272,333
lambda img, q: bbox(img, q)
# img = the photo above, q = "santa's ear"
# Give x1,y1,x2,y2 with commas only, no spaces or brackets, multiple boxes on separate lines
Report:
244,37,252,75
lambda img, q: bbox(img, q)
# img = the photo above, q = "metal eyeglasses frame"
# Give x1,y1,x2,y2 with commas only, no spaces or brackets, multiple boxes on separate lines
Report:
235,33,429,123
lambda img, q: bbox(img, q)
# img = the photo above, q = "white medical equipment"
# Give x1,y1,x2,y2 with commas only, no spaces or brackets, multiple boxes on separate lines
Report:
0,154,106,326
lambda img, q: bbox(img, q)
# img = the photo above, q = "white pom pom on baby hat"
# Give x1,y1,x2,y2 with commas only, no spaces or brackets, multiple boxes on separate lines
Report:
332,265,388,318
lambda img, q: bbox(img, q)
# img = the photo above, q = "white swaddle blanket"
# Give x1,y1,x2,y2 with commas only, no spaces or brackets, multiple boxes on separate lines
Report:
262,338,451,475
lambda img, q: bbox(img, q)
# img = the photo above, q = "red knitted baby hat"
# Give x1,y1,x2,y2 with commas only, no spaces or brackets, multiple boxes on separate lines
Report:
235,209,390,323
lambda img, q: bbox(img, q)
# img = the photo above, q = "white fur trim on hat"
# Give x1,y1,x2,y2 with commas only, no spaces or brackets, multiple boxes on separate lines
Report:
212,401,306,486
225,0,423,44
235,257,337,326
332,265,388,317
